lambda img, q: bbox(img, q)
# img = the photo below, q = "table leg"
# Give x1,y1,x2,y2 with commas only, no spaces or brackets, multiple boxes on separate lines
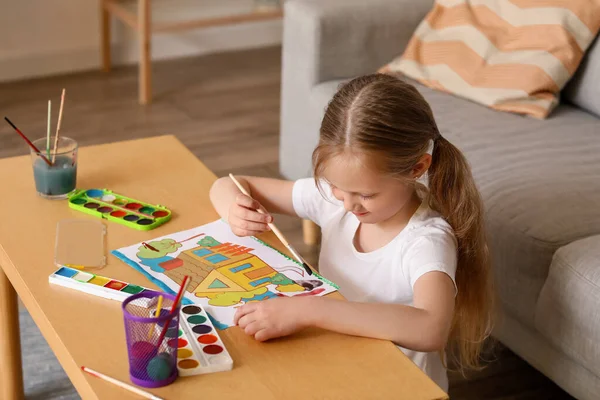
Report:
138,0,152,105
0,267,24,400
100,0,112,72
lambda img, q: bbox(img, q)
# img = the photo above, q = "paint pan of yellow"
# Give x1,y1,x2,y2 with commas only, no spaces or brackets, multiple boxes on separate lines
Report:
89,276,111,286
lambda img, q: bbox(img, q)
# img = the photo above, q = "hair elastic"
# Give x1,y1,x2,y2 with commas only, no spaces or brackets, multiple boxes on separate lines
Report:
426,139,435,155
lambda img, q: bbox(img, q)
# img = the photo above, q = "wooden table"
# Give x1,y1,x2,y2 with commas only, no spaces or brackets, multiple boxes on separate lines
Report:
0,136,447,400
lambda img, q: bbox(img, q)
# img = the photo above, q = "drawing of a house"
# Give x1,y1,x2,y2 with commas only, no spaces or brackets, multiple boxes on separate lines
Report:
159,240,302,297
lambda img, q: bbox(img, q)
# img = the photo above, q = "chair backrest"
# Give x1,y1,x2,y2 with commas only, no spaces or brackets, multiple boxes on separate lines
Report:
564,36,600,118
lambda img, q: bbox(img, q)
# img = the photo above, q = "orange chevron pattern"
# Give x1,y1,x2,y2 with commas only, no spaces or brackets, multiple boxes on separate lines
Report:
381,0,600,118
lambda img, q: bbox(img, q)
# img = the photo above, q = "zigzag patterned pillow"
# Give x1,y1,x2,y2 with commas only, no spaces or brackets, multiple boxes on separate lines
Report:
381,0,600,118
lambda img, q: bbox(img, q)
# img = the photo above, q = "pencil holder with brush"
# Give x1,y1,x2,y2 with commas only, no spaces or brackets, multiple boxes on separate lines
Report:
123,291,180,388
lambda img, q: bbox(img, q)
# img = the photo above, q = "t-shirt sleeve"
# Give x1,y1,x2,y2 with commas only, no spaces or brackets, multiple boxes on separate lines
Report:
403,227,458,295
292,178,340,227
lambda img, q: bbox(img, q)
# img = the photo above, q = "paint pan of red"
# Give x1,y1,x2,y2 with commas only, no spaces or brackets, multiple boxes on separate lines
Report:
202,345,223,355
125,203,142,210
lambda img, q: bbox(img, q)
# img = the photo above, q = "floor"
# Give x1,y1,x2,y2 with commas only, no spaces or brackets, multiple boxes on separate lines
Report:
0,46,574,399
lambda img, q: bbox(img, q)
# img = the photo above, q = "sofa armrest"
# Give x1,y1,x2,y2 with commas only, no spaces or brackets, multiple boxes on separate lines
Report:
283,0,433,85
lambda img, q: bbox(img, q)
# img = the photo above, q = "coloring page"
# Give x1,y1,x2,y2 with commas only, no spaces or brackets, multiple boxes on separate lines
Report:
113,219,338,328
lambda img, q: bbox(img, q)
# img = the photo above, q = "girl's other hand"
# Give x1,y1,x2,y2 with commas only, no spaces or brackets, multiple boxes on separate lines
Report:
234,297,313,341
228,193,273,237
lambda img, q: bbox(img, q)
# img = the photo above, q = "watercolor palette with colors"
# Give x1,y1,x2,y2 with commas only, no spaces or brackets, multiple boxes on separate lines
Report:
153,304,233,376
68,189,171,231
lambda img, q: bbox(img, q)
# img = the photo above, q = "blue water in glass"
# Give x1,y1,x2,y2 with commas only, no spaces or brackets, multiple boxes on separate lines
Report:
33,156,77,197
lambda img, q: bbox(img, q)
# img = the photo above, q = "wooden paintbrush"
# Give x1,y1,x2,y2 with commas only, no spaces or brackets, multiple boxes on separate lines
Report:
4,117,52,166
51,88,66,164
229,173,313,276
81,366,163,400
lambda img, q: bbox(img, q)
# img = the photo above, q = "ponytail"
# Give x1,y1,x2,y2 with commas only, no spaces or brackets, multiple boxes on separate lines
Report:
428,136,494,372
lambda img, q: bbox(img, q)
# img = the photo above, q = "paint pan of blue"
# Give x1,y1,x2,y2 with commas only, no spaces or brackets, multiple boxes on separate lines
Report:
55,267,78,278
86,189,104,198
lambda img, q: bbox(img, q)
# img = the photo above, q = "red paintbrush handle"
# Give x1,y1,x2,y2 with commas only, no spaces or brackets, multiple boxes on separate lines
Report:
155,276,189,350
155,314,174,350
4,117,52,166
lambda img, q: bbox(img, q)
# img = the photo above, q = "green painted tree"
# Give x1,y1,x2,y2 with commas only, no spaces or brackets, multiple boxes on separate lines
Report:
198,236,221,247
271,273,294,286
136,239,181,259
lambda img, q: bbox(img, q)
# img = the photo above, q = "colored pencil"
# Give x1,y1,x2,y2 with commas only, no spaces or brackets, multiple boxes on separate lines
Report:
228,173,313,276
51,88,66,164
147,295,164,340
4,117,52,166
46,100,51,159
81,366,164,400
155,276,190,350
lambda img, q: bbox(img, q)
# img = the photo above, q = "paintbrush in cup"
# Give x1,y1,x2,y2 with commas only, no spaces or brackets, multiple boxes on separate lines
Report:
4,117,52,166
147,295,164,340
47,100,51,159
155,276,190,351
51,88,66,164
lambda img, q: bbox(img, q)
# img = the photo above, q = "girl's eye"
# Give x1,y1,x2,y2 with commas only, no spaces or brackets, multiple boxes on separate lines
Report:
360,194,375,200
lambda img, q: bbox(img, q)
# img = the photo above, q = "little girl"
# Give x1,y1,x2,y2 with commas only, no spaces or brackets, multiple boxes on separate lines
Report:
210,73,493,391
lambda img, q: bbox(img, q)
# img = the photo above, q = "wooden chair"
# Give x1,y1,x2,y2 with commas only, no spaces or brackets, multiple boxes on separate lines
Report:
100,0,283,105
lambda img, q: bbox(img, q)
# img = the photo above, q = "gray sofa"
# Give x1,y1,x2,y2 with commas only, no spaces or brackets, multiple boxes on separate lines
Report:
278,1,600,398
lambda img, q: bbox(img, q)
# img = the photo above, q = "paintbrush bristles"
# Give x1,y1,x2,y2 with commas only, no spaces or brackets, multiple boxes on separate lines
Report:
51,88,66,164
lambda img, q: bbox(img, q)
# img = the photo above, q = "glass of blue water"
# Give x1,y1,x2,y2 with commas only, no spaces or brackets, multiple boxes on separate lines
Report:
30,137,78,200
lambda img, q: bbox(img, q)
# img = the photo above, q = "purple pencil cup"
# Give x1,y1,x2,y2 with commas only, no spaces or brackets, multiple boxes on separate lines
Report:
122,290,181,388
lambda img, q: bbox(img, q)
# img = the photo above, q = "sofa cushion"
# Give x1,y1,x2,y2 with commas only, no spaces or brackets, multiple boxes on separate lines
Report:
564,36,600,118
535,236,600,378
310,78,600,328
380,1,600,119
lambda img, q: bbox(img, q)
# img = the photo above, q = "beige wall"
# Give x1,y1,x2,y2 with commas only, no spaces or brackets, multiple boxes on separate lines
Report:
0,0,282,82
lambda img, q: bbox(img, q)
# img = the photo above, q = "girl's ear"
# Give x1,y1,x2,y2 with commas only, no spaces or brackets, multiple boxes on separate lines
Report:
411,154,432,179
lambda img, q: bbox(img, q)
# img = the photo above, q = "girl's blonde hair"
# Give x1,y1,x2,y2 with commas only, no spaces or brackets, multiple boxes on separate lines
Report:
313,74,493,372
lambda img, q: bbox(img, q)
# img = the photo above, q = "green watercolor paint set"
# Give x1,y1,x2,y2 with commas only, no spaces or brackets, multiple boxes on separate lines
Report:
68,189,171,231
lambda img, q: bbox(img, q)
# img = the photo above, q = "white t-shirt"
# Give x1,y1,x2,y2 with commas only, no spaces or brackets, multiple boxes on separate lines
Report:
292,178,458,392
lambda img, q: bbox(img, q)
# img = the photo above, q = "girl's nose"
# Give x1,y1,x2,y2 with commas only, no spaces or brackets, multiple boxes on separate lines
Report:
343,197,358,212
